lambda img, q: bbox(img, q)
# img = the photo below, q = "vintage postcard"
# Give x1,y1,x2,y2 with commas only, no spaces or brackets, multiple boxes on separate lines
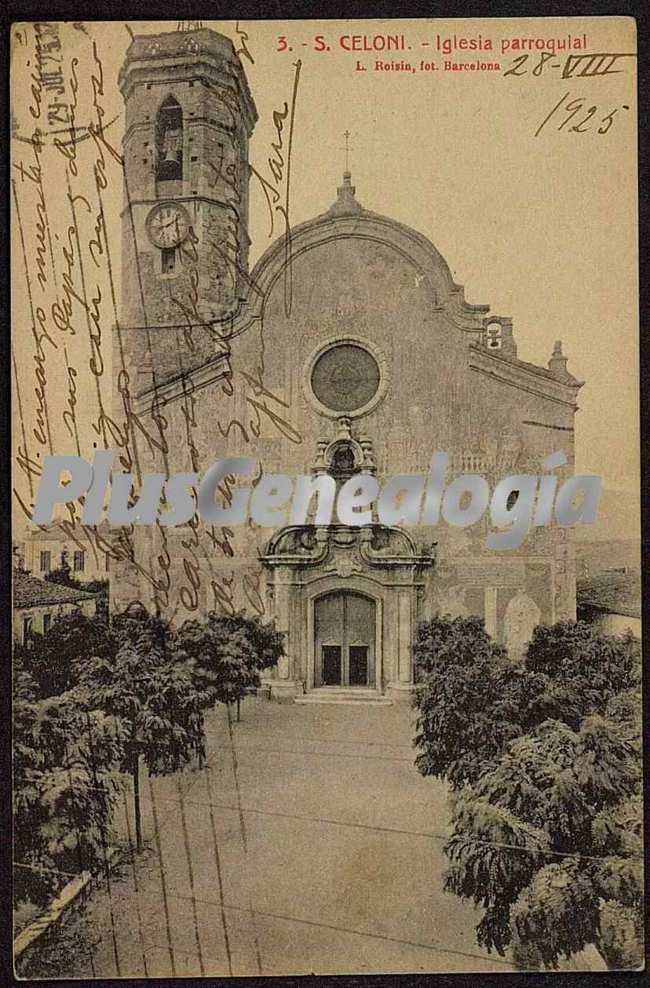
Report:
10,16,641,978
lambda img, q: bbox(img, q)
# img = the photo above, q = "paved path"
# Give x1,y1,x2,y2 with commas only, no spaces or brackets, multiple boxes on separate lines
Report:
53,699,515,976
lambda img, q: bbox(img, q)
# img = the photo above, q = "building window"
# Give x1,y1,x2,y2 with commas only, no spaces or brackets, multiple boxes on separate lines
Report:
105,554,110,572
43,613,52,635
73,550,85,573
40,550,51,572
310,342,381,415
23,617,33,645
161,246,176,273
156,95,183,182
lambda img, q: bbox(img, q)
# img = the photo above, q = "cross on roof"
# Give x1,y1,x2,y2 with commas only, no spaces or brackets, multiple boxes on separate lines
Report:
340,130,353,172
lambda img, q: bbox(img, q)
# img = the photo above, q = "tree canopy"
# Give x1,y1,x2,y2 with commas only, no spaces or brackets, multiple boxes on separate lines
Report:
15,603,284,863
13,661,123,911
16,609,113,698
413,615,642,969
176,611,284,709
73,635,212,850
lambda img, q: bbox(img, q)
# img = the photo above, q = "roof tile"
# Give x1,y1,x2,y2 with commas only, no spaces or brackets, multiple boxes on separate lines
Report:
13,571,97,610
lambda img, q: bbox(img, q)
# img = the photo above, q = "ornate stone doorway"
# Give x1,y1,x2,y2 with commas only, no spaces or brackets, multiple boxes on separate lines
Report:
260,524,435,700
314,590,376,687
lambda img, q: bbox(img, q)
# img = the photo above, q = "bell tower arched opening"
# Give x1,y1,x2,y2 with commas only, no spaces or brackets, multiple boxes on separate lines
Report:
156,94,183,184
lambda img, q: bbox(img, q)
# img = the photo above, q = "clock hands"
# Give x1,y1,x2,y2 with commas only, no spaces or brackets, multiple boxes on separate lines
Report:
155,214,185,241
157,217,179,232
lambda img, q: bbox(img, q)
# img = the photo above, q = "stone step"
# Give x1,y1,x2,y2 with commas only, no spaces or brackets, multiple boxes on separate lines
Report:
295,688,392,706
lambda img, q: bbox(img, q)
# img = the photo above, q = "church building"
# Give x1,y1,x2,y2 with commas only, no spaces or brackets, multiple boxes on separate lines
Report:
114,26,583,700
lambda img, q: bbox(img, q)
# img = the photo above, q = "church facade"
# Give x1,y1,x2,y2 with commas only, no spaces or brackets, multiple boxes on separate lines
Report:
114,26,583,700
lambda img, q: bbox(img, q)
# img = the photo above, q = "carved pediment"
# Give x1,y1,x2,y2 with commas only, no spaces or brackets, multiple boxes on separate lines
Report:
261,524,435,571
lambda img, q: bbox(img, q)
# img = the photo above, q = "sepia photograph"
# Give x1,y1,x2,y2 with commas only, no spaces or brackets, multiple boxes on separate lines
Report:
9,14,642,978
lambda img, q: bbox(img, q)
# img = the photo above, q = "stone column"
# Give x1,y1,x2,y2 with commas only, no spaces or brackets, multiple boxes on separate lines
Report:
398,592,412,683
388,589,415,701
484,587,498,639
269,567,300,702
553,532,576,622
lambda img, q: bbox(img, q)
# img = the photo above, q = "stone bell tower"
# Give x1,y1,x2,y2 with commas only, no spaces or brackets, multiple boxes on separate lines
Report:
117,26,257,389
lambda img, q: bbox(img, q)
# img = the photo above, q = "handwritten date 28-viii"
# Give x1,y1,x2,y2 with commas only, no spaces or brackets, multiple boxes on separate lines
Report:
534,91,630,137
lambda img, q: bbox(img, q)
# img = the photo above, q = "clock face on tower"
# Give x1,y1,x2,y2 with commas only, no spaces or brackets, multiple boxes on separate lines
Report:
146,202,191,249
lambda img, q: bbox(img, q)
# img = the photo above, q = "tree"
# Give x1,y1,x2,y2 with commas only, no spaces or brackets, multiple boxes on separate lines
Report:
590,792,643,969
74,638,211,851
13,661,123,911
81,578,109,621
17,602,178,700
218,613,284,719
228,613,285,675
413,616,522,789
17,609,113,698
111,601,172,654
413,615,642,969
445,714,641,965
42,547,109,619
45,549,82,590
176,611,284,721
520,622,640,726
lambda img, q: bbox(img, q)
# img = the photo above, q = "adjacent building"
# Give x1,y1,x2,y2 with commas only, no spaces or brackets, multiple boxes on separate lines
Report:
20,527,111,583
13,570,98,645
577,571,641,638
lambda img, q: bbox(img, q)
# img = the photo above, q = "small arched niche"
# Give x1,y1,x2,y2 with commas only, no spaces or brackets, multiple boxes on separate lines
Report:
329,442,358,482
156,95,183,184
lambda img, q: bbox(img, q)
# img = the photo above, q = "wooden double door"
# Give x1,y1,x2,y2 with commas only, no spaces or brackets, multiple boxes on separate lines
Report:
314,591,376,688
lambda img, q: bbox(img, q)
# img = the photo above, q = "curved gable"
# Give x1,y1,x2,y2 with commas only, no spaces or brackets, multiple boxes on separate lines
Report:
231,175,490,340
